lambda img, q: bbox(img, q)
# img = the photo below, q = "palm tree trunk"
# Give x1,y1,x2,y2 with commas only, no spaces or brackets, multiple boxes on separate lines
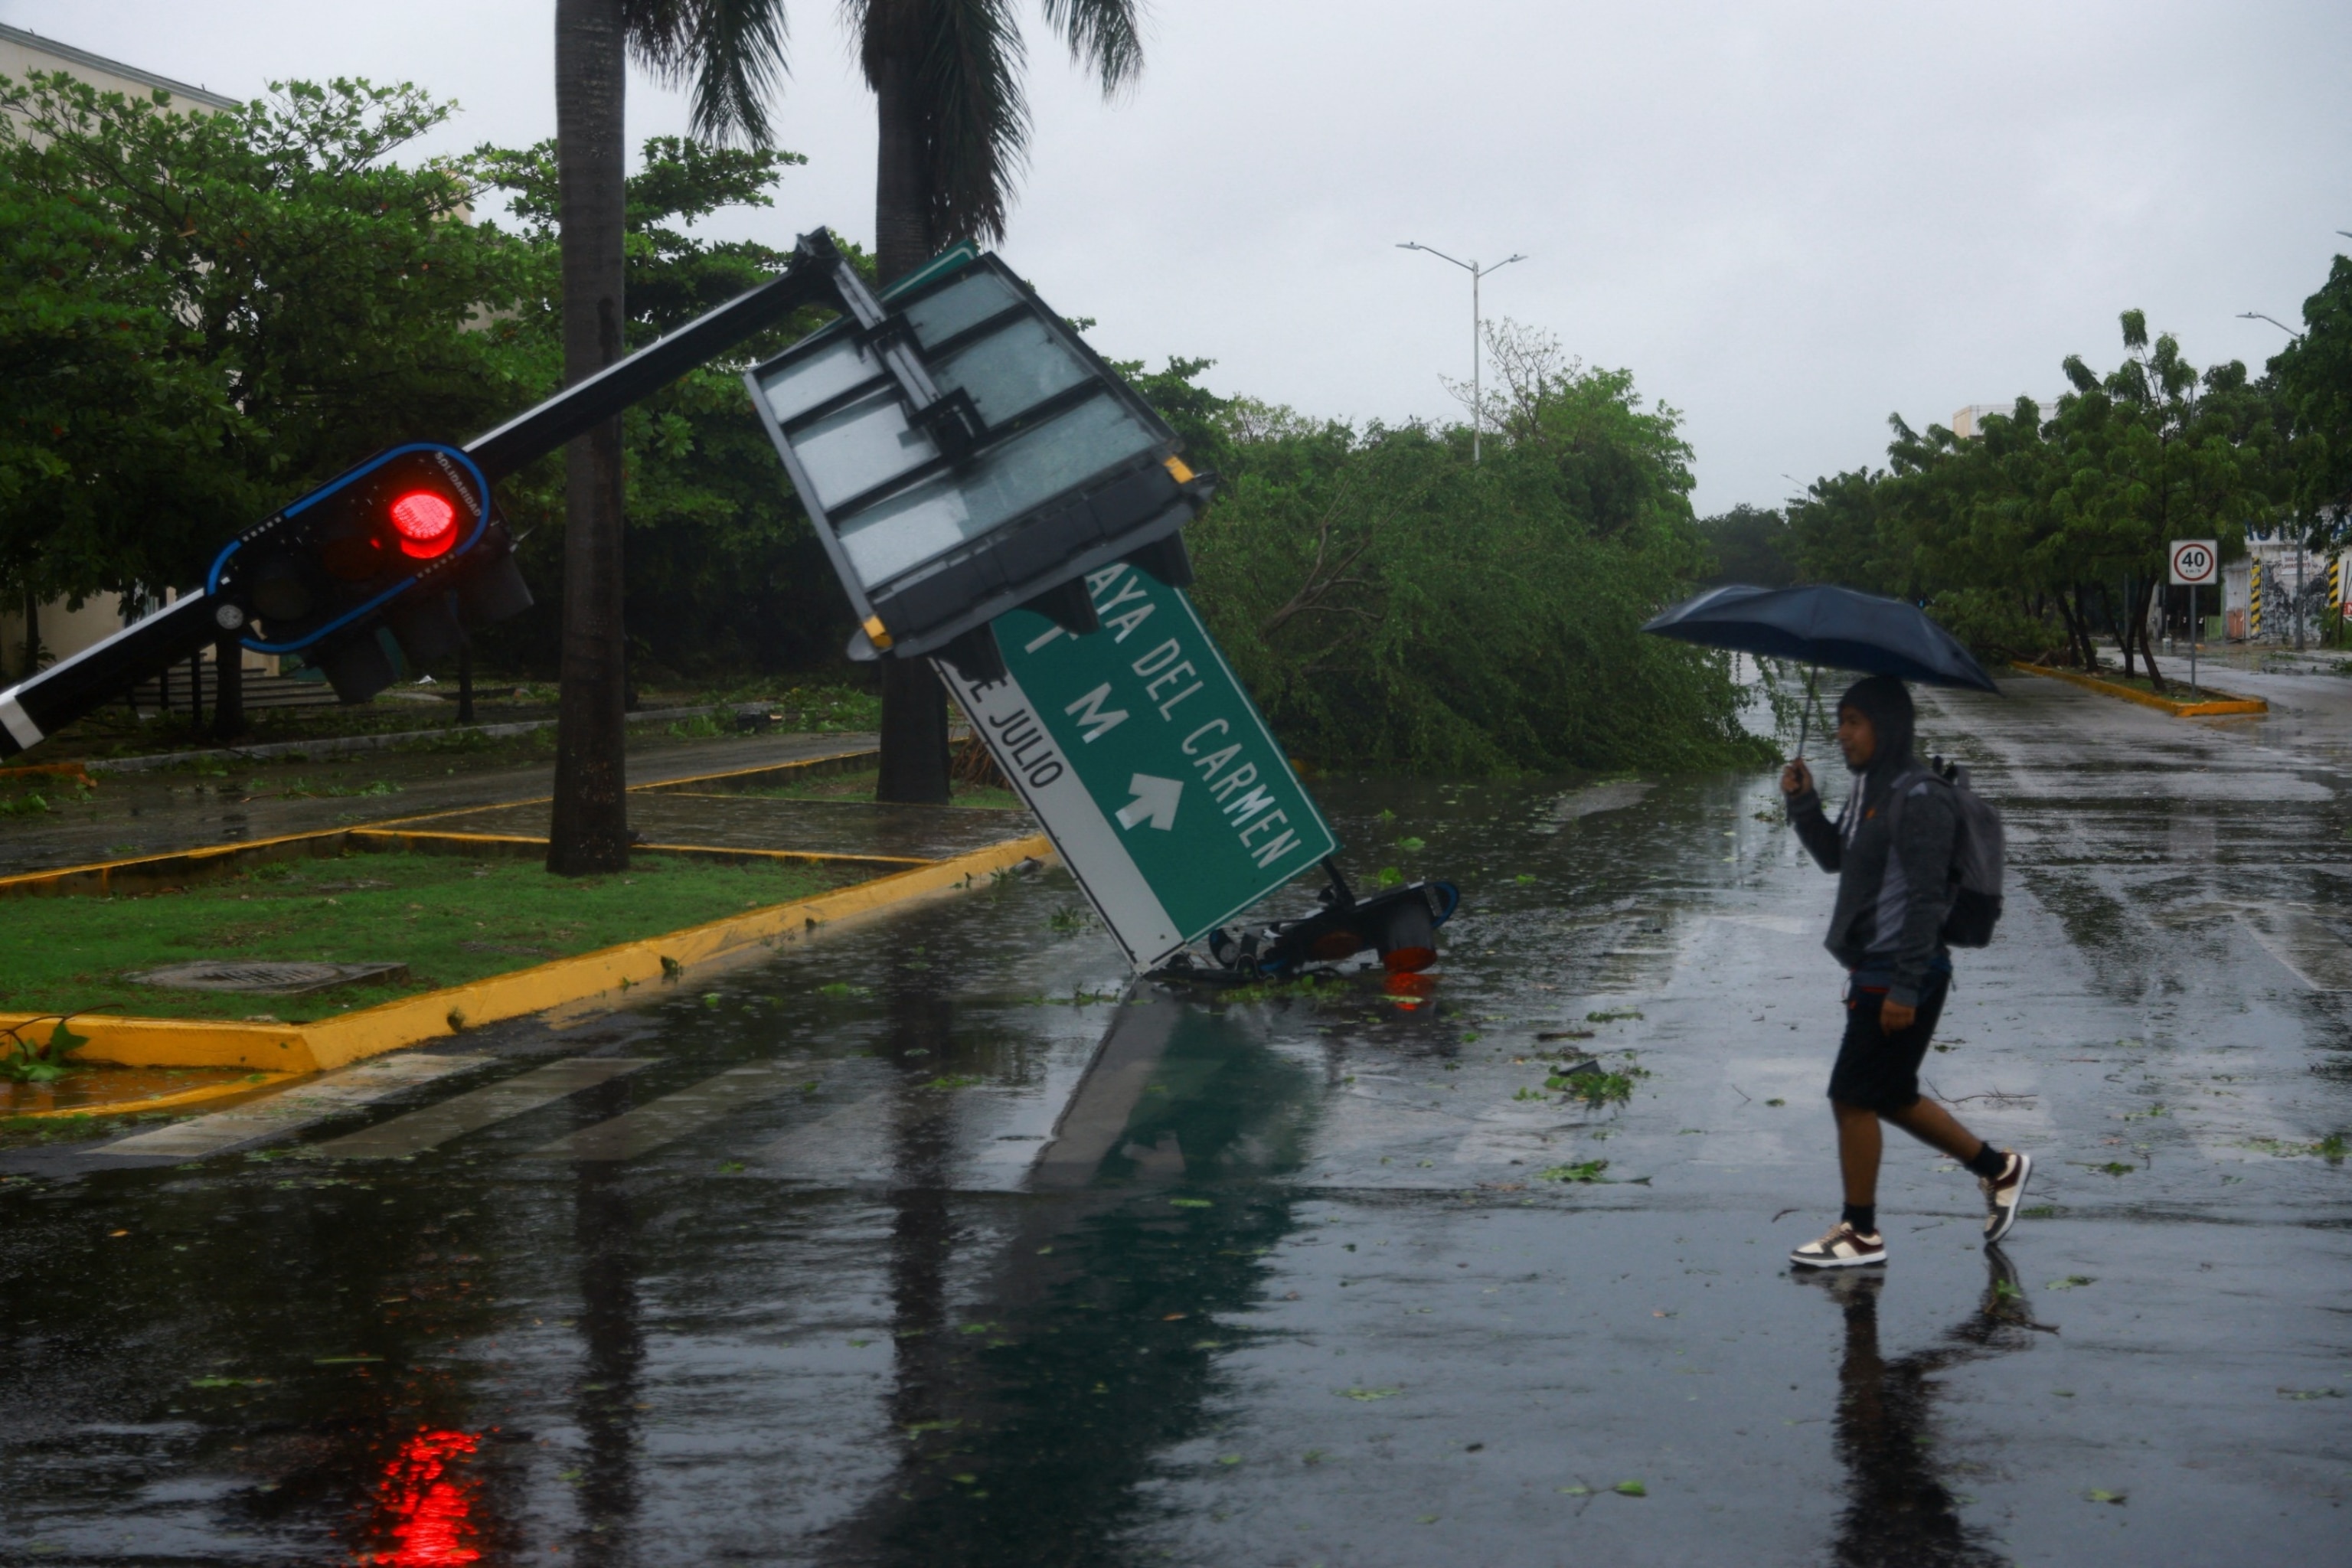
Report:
870,40,952,805
548,0,633,874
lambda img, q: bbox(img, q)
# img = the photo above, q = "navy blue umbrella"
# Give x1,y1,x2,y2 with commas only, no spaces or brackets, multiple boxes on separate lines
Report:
1641,583,2001,693
1643,583,1998,757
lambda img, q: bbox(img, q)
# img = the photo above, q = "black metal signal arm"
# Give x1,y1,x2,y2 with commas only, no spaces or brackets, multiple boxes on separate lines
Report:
0,230,861,759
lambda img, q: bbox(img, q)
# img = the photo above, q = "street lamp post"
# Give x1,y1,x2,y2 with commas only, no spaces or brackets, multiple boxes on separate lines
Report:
1398,243,1524,462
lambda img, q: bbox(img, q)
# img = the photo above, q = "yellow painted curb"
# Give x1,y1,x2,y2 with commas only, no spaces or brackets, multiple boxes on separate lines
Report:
2011,662,2266,717
0,823,375,900
0,824,923,901
345,828,925,872
0,832,1054,1074
0,1017,316,1073
632,746,878,794
9,1072,296,1120
367,743,881,825
0,761,94,789
0,743,899,900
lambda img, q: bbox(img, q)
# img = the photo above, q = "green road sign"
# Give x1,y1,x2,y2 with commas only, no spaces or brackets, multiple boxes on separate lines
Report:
934,561,1339,968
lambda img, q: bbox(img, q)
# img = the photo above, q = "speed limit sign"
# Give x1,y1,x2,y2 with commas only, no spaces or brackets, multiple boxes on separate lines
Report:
2170,539,2219,586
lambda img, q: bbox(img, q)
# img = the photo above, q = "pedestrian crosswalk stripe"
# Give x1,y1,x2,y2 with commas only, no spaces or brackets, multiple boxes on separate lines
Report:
100,1054,493,1160
528,1063,814,1162
314,1057,655,1159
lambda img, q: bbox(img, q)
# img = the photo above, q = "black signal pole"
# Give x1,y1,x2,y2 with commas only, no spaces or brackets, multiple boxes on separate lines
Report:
0,230,861,761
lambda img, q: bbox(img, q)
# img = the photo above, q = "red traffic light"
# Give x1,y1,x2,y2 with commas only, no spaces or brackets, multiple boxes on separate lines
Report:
389,490,459,558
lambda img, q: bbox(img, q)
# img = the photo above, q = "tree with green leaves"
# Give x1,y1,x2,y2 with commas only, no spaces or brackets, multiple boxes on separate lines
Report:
1696,504,1795,587
847,0,1147,802
2041,312,2269,686
2270,253,2352,530
1784,311,2272,684
476,134,862,682
1174,332,1767,776
0,70,527,668
546,0,1149,858
545,0,792,874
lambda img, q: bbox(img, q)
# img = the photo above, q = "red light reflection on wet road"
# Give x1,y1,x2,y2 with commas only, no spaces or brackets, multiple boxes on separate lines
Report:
1384,972,1438,1008
368,1429,482,1566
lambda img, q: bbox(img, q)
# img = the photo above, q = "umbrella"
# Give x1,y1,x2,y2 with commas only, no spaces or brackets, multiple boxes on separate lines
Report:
1642,583,2000,754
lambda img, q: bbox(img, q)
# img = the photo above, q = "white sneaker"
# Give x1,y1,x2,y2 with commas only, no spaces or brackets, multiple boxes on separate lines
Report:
1980,1151,2034,1244
1789,1221,1887,1269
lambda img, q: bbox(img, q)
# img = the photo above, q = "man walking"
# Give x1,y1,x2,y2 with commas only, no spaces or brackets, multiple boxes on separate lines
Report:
1779,675,2031,1268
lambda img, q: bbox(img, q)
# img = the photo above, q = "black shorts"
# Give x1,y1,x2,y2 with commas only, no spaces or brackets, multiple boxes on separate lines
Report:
1827,972,1951,1113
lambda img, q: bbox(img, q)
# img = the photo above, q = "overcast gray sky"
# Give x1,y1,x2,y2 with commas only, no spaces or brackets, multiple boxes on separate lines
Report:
7,2,2348,514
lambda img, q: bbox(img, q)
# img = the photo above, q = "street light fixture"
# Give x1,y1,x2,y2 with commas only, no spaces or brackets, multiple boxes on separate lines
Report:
1397,242,1525,462
2238,310,2302,341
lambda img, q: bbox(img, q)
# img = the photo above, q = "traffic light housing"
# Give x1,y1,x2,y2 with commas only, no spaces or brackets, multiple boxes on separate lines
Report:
1205,878,1460,978
206,443,532,702
746,244,1216,678
0,228,884,757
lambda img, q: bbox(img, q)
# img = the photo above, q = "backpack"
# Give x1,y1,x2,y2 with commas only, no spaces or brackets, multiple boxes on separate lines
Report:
1892,757,2005,947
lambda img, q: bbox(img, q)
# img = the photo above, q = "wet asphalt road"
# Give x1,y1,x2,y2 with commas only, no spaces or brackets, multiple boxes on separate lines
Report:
3,672,2350,1565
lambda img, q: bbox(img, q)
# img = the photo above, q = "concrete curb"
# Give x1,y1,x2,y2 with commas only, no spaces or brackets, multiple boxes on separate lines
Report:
2011,662,2267,717
0,831,1054,1078
74,704,726,775
0,746,897,900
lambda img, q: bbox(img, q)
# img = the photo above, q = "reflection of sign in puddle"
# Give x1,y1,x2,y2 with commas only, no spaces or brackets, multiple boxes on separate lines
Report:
1031,998,1186,1190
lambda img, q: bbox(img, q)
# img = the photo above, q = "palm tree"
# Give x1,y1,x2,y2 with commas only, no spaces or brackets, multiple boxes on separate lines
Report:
547,0,790,875
851,0,1145,804
546,0,1144,865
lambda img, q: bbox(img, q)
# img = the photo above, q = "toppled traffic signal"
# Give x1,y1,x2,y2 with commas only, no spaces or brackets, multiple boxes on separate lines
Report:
207,443,532,702
0,230,867,758
746,243,1215,682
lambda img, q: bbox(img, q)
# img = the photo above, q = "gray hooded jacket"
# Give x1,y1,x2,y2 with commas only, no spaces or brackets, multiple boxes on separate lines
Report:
1783,682,1957,1007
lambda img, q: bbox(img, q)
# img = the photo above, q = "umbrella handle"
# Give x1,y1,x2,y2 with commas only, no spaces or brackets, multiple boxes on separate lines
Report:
1794,664,1821,760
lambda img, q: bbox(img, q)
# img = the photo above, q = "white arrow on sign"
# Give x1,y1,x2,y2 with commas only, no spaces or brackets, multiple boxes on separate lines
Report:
1115,773,1182,831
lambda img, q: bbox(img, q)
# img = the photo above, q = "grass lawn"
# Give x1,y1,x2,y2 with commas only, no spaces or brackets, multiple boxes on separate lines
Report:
1,849,867,1024
720,766,1022,812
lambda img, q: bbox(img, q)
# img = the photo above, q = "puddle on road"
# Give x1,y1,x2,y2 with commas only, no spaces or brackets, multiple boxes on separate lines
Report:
0,1065,271,1118
2,767,2346,1565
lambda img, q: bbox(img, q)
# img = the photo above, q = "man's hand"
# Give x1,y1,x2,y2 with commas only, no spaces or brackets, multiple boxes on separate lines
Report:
1879,999,1916,1032
1780,758,1814,797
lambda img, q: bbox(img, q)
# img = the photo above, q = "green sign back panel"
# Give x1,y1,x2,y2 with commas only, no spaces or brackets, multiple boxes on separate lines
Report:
936,561,1338,967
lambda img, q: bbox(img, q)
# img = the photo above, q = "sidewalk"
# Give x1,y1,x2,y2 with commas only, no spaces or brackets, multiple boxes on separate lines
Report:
0,725,884,877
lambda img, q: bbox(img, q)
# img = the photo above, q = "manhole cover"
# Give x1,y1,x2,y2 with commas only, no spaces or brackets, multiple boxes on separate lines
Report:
127,960,410,996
